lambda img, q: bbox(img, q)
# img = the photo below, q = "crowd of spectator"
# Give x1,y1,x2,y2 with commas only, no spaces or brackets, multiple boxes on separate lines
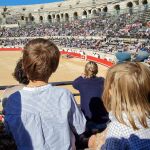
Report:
0,8,150,149
0,8,150,67
0,37,149,59
0,13,150,39
0,9,150,66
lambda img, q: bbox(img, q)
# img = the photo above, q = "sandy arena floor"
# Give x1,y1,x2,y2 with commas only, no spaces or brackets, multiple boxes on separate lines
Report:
0,51,109,110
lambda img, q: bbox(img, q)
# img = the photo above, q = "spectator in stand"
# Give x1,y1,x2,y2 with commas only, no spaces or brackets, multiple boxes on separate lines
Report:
73,61,109,132
3,38,86,150
135,45,150,62
2,58,29,107
115,48,131,63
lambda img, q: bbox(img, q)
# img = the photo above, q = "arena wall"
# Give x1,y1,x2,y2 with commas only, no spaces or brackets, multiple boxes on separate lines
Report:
0,47,113,67
0,0,150,24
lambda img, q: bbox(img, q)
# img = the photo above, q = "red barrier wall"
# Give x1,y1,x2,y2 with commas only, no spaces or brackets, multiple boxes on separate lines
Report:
0,48,113,67
61,51,81,58
0,48,22,51
61,51,113,67
87,55,113,67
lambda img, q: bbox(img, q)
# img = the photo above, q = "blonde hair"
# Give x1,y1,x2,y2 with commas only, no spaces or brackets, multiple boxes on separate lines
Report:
84,61,98,78
103,62,150,130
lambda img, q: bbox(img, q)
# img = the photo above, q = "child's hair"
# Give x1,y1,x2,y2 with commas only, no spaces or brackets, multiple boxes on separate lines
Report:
103,62,150,130
84,61,98,78
12,58,29,85
23,38,60,82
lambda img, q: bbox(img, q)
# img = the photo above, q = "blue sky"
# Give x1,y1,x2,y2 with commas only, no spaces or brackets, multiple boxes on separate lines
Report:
0,0,63,6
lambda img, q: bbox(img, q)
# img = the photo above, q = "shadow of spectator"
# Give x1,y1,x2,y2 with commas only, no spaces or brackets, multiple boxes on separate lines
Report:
86,97,109,133
89,97,109,124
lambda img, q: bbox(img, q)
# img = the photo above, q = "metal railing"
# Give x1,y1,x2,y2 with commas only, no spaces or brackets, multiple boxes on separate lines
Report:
0,81,80,97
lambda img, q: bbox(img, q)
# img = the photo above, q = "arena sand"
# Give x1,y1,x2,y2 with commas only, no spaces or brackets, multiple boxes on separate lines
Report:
0,51,109,111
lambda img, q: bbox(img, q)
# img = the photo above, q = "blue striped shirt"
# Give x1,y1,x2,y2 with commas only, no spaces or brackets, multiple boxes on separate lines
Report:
4,84,86,150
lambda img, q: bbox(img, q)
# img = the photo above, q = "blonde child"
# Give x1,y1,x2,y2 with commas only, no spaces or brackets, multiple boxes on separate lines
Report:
89,62,150,149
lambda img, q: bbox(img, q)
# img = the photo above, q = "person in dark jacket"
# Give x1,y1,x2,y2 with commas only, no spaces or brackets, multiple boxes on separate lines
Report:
73,61,109,132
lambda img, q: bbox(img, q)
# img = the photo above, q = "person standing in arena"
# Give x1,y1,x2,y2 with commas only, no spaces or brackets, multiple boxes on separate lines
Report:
73,61,109,132
3,38,86,150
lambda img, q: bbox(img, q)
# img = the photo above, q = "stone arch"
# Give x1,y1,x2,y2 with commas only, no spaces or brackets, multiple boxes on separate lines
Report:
29,13,34,22
39,16,43,22
88,10,91,14
52,14,55,19
21,16,24,20
56,14,60,22
98,8,101,12
48,15,52,23
114,4,120,14
142,0,148,11
134,0,139,5
28,13,32,20
82,10,87,18
127,2,133,7
103,7,108,12
92,9,97,16
22,7,26,11
142,0,148,5
127,2,133,14
73,12,78,20
65,13,69,22
61,13,63,18
30,16,34,22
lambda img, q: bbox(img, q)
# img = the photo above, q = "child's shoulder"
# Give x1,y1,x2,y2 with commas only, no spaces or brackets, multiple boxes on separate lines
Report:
51,86,72,96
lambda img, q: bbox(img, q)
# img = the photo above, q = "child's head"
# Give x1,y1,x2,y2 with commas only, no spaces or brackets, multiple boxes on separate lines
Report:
13,58,29,85
23,38,60,82
84,61,98,78
103,62,150,130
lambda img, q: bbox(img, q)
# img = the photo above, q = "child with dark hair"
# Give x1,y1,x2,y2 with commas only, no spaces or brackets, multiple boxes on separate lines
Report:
3,38,86,150
12,58,29,85
0,58,28,150
2,58,29,107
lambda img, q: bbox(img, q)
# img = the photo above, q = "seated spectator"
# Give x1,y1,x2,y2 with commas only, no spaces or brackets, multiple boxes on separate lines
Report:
2,58,29,107
93,62,150,150
135,46,150,62
115,50,131,63
3,38,86,150
73,61,109,132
